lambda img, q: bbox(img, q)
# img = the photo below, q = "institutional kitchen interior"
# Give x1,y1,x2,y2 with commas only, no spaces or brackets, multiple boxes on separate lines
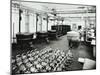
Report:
11,0,96,74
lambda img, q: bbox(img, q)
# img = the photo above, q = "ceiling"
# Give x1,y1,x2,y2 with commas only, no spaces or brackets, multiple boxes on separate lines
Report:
12,0,96,14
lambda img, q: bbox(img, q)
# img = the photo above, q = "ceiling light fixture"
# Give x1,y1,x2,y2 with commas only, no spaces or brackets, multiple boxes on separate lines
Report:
78,6,85,9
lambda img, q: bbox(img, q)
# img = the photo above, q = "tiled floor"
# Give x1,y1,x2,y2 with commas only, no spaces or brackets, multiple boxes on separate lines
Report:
12,34,95,71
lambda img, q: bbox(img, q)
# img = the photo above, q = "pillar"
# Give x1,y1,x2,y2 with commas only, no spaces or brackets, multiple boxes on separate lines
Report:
25,10,29,32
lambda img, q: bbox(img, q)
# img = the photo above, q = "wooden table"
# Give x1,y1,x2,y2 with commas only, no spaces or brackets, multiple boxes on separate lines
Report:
16,32,34,44
48,30,58,39
36,31,49,43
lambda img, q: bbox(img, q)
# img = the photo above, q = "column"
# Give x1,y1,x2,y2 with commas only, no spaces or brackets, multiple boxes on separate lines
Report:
19,9,23,33
25,10,29,32
39,15,42,32
36,13,38,32
47,15,49,31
